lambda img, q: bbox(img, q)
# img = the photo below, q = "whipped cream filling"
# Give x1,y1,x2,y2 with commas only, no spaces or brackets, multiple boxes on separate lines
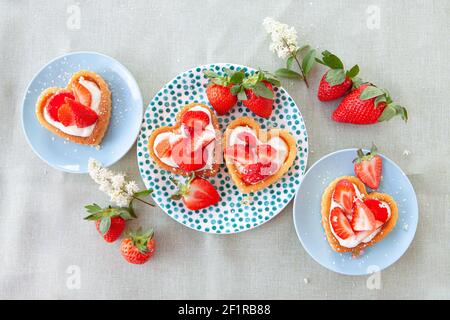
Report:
329,183,391,248
228,126,289,178
43,77,100,137
153,105,216,170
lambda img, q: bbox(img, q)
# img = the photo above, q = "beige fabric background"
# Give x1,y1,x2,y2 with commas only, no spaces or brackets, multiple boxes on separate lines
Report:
0,0,449,299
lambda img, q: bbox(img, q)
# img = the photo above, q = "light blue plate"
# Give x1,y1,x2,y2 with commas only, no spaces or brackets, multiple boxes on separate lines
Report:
22,51,143,173
137,63,308,234
293,148,418,275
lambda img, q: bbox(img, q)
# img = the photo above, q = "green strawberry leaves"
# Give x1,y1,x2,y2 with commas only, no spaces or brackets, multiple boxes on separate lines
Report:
84,203,137,235
326,69,346,86
99,217,111,235
360,85,408,123
127,228,154,253
346,65,360,78
316,50,343,70
203,68,245,88
317,51,359,86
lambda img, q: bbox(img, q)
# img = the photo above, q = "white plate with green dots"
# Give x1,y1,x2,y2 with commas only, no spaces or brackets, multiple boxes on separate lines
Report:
137,63,308,234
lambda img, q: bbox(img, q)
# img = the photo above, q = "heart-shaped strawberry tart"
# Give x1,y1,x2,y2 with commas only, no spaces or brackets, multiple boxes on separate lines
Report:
35,70,111,145
321,176,398,253
224,117,297,193
148,103,221,177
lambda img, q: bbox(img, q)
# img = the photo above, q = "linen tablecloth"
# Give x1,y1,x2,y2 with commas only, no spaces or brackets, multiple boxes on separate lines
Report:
1,0,449,299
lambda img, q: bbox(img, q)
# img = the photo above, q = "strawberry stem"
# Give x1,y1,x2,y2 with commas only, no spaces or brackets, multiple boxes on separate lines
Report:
131,195,154,207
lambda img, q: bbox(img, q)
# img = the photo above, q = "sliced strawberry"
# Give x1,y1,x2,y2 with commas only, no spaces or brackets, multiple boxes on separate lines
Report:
364,198,389,223
66,99,98,128
186,130,216,152
45,91,75,121
170,176,220,211
355,220,384,241
57,102,75,126
332,179,356,214
73,81,92,107
171,139,206,171
240,162,275,185
353,145,383,189
330,207,354,240
155,137,172,158
181,110,210,130
351,199,376,231
256,144,277,164
236,131,258,148
224,144,256,165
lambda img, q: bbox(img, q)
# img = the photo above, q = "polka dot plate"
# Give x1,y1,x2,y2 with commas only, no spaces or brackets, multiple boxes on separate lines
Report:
137,63,308,234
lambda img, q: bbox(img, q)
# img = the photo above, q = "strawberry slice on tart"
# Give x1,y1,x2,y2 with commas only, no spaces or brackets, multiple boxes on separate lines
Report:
148,103,220,177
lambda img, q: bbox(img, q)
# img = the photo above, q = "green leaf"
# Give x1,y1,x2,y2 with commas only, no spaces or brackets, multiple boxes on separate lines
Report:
203,70,218,78
85,203,102,214
230,84,241,95
229,71,245,84
237,90,248,101
378,105,397,122
302,49,316,76
275,68,303,79
352,77,364,89
378,104,408,123
346,64,360,78
84,212,103,221
297,45,311,54
325,69,346,86
374,95,387,107
286,56,294,69
253,82,274,99
360,86,385,100
133,189,153,198
99,217,111,235
321,51,344,69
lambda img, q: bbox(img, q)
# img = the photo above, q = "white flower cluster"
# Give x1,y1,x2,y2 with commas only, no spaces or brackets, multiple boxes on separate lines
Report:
263,17,299,59
88,158,139,207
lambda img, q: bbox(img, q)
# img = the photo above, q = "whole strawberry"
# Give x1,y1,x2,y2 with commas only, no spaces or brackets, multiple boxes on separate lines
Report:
204,69,244,115
353,144,383,189
332,83,408,124
120,229,155,264
170,174,220,210
234,70,281,118
84,204,136,243
316,51,360,101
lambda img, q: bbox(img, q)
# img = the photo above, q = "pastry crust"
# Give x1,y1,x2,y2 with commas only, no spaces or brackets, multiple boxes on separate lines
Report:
321,176,398,253
223,117,297,193
35,70,111,145
148,103,221,177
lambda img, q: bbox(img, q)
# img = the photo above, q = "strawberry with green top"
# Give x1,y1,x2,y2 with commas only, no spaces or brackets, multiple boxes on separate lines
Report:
204,68,245,115
170,174,220,210
316,51,360,101
84,203,137,243
332,83,408,124
353,144,383,189
120,228,156,264
231,70,281,118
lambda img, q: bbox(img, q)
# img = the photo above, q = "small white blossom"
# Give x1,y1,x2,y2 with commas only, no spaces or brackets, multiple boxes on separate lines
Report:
88,158,138,207
263,17,299,59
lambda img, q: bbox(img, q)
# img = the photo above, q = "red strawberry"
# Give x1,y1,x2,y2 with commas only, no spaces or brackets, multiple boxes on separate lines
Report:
171,139,206,171
45,91,75,121
95,216,125,243
170,175,220,210
330,207,354,240
66,99,98,128
353,144,383,189
240,162,276,184
332,179,356,214
236,131,258,148
186,130,215,152
72,81,92,107
204,68,243,115
364,198,389,223
120,229,155,264
224,144,256,165
206,84,237,115
57,102,75,126
84,204,135,243
255,144,277,165
316,51,359,101
332,83,408,124
351,199,376,231
235,70,280,118
181,110,210,130
243,81,274,118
